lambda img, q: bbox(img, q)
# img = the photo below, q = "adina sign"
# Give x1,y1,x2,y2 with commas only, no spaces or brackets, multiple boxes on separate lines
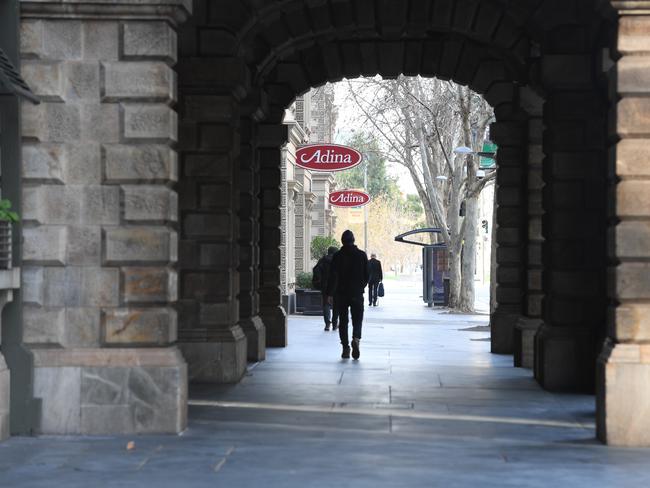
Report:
329,190,371,208
296,144,363,172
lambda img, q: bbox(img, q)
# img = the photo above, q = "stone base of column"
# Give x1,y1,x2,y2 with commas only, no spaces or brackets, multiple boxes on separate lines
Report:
178,326,247,383
490,311,519,354
239,316,266,362
597,340,650,446
282,293,296,315
534,324,595,392
0,356,9,441
32,347,187,435
262,306,287,347
514,317,542,369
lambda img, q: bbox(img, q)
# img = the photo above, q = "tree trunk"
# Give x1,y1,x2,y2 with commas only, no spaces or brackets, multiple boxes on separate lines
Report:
459,195,478,312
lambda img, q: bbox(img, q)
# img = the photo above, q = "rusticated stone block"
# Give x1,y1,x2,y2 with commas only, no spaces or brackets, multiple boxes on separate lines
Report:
63,62,100,100
617,97,650,136
39,267,119,307
81,104,120,142
43,20,82,60
182,272,229,300
82,21,119,61
22,143,66,183
183,153,230,177
21,61,62,100
102,307,177,345
34,366,81,433
619,16,650,54
122,185,178,222
199,303,230,325
104,144,178,182
102,62,176,102
65,308,101,347
123,267,177,303
23,185,120,225
22,267,44,306
616,221,650,258
67,144,102,184
616,139,650,177
617,180,650,217
199,243,230,267
67,226,102,265
613,262,650,300
23,103,80,142
183,213,231,237
613,303,650,342
123,104,177,141
23,225,67,265
21,20,43,57
23,307,65,345
123,22,177,62
104,227,177,264
184,96,234,122
199,184,230,208
617,56,650,95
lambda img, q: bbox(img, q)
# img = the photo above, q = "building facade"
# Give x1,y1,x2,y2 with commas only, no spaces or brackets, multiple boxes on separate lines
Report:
0,0,647,448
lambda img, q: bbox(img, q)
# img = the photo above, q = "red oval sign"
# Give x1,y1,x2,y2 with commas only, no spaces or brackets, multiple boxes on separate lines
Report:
296,144,362,172
329,190,371,208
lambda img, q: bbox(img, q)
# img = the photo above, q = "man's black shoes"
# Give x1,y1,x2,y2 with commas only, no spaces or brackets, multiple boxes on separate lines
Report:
351,338,360,360
341,345,351,359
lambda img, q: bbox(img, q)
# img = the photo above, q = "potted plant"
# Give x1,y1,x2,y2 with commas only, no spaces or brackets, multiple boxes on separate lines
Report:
294,271,323,315
0,199,18,270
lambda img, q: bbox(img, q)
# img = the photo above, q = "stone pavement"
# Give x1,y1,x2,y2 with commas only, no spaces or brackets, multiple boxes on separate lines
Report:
1,278,650,487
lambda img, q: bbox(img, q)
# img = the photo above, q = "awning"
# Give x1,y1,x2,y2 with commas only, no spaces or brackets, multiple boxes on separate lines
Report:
0,47,39,104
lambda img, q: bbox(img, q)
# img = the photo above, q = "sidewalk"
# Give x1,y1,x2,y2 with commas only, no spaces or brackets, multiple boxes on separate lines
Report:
1,279,650,487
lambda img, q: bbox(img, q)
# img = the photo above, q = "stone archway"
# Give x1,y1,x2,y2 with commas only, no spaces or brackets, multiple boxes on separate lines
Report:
12,0,649,446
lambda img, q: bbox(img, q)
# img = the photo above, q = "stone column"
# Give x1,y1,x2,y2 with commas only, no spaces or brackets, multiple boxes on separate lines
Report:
238,110,266,362
258,124,288,347
515,91,545,368
597,5,650,446
490,117,528,354
19,0,190,434
535,53,608,391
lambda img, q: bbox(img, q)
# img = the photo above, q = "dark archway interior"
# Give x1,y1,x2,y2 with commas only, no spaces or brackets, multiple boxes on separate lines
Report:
174,0,612,399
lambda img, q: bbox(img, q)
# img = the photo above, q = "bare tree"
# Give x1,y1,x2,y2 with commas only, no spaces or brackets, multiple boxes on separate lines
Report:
346,76,494,311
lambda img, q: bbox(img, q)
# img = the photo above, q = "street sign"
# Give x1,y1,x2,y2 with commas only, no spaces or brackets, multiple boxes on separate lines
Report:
329,189,371,208
479,141,497,169
296,144,362,172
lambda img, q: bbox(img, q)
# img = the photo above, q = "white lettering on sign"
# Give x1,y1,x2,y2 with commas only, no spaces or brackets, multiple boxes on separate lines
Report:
299,149,353,165
330,193,366,203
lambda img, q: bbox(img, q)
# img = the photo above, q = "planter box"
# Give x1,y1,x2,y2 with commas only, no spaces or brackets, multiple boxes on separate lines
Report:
295,289,323,315
0,222,11,270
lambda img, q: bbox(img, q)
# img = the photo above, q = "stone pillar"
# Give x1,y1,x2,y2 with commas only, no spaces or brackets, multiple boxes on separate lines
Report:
238,110,265,362
175,8,248,380
0,268,21,441
597,6,650,446
515,91,545,368
490,117,528,354
535,55,608,391
258,124,288,347
19,0,190,434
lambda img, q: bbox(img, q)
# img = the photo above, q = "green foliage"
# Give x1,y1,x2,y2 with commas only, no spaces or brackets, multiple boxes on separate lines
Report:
0,199,19,223
295,271,314,290
310,235,339,261
402,194,424,217
335,132,400,200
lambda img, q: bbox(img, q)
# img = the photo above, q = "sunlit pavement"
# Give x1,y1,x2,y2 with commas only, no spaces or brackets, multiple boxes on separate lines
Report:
2,277,650,487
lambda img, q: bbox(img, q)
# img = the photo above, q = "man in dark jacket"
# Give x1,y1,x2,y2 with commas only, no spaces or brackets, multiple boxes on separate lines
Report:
327,230,369,360
367,253,383,307
314,246,338,331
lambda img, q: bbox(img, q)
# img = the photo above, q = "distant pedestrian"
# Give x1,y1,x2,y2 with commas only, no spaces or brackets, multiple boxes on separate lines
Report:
367,253,383,307
313,246,339,331
327,230,369,360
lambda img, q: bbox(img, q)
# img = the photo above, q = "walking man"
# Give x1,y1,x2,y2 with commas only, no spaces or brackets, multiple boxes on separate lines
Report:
327,230,369,360
367,253,383,307
313,246,338,331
